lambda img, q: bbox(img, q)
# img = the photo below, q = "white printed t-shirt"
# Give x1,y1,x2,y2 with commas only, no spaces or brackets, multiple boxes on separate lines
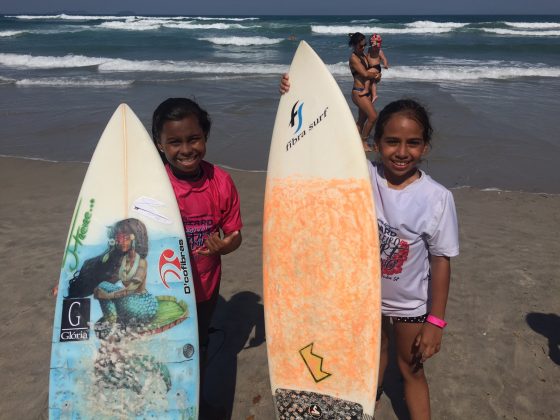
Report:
368,161,459,317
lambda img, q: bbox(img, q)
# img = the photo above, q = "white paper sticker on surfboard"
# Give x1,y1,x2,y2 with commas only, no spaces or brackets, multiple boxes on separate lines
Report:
263,41,381,419
49,104,199,419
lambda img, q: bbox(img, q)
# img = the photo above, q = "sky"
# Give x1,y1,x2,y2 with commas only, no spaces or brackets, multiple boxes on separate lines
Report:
1,0,560,16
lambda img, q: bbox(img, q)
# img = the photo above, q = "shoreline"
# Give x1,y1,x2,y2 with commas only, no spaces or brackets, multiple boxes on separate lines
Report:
0,156,558,419
2,154,559,197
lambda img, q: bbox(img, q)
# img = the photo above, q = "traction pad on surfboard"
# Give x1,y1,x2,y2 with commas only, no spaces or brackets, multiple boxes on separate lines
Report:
274,388,373,420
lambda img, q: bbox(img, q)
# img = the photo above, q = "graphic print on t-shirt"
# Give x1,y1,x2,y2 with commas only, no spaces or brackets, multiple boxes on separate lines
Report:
378,220,409,280
183,217,214,251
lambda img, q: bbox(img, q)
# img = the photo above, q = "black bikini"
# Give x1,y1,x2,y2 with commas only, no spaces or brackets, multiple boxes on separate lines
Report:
350,51,370,76
351,52,372,97
352,87,371,97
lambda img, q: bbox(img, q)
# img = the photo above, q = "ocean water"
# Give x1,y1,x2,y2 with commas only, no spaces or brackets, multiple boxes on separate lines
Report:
1,14,559,192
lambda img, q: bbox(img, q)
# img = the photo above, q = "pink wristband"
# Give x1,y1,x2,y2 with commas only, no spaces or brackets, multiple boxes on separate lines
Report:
426,314,447,329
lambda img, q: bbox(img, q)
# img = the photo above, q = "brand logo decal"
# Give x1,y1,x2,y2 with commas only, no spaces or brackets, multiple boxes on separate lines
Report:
60,298,90,342
290,101,304,134
308,404,323,418
158,249,182,288
285,105,329,152
63,198,95,271
179,240,191,294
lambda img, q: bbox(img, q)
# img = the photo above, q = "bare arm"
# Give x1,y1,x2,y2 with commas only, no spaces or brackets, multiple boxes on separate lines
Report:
349,54,378,79
428,256,450,319
414,255,451,362
279,73,290,94
379,50,389,69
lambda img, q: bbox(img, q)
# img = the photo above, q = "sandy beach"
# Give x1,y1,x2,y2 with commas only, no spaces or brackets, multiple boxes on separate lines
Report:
0,155,558,420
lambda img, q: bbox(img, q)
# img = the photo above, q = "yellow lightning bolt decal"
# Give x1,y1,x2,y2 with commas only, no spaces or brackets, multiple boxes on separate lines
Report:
299,343,332,383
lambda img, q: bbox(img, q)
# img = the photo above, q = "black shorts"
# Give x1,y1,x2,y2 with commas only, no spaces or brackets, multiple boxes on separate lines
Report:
392,313,428,324
197,287,220,349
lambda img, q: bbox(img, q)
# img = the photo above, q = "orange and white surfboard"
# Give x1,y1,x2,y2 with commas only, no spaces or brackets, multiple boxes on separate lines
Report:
263,41,381,419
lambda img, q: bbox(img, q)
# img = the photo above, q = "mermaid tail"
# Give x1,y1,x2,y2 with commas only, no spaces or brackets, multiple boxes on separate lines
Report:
96,281,158,325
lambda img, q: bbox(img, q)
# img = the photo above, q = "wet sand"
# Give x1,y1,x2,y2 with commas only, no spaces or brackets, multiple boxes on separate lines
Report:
0,156,558,419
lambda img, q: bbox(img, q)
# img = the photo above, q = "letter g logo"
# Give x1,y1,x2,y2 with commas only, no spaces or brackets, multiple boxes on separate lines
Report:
60,298,90,342
68,301,81,327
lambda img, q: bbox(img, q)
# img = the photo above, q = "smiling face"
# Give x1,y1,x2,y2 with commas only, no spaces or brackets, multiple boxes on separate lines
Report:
157,115,207,177
375,113,428,189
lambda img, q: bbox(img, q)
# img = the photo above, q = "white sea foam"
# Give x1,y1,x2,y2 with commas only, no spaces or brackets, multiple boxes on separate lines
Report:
0,53,105,69
98,20,167,31
3,52,558,80
0,76,16,84
312,25,456,35
0,30,23,37
98,58,287,74
431,57,506,66
406,20,468,29
0,52,287,73
478,187,558,196
99,20,251,31
503,22,560,29
16,77,133,87
187,16,260,21
9,14,260,22
199,36,283,46
481,28,560,36
481,187,506,192
327,61,560,80
42,27,92,35
166,21,252,30
381,65,560,81
0,27,91,36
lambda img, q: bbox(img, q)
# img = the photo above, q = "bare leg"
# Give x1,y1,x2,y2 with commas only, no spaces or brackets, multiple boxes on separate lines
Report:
366,70,380,103
356,107,367,136
360,106,376,151
393,322,431,420
371,82,378,103
351,90,377,151
376,316,391,409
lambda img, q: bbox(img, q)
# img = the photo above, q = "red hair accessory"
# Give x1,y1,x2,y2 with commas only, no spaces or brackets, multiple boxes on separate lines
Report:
370,33,382,47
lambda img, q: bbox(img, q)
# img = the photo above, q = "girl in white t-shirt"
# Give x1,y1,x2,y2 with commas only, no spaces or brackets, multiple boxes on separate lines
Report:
370,99,459,419
278,75,458,418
